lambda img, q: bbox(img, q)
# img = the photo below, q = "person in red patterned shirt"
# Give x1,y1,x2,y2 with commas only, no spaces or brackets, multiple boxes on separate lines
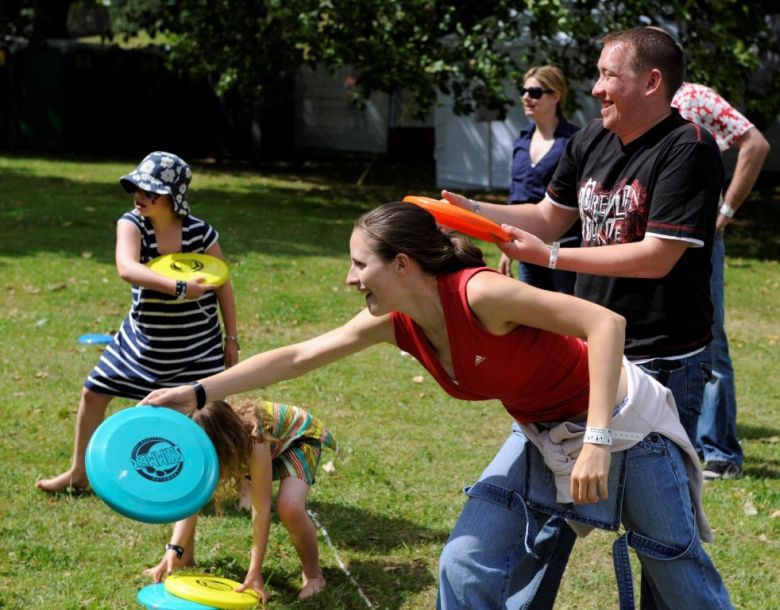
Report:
672,82,771,480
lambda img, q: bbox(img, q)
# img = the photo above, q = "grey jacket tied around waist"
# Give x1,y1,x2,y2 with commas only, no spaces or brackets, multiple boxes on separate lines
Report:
520,357,711,542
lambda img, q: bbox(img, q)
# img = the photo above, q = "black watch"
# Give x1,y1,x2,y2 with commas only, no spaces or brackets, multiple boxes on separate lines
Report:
165,543,184,559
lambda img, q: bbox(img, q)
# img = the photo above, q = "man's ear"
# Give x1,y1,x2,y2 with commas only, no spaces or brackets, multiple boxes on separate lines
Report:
646,68,663,97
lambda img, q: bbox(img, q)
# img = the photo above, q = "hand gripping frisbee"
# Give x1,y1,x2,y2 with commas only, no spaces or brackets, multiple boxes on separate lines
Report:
85,406,219,524
403,195,511,243
147,253,230,287
137,583,215,610
164,574,260,609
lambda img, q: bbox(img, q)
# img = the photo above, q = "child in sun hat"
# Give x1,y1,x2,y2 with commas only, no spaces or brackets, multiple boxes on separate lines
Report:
36,151,239,493
144,398,337,603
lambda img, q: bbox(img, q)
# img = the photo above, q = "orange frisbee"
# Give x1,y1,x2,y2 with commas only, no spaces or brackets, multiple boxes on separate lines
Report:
402,196,511,243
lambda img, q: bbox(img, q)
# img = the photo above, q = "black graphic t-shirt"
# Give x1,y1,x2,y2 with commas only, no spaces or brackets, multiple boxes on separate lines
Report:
547,110,724,358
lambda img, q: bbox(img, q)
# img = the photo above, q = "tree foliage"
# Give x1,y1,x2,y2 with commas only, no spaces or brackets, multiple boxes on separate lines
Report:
3,0,779,124
0,0,72,41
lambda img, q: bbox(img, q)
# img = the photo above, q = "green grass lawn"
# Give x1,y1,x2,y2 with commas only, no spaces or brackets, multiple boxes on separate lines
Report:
0,154,777,609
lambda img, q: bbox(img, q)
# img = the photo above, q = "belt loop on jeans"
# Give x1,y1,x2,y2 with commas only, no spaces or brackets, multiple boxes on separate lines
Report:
522,501,540,558
612,527,695,610
612,533,636,610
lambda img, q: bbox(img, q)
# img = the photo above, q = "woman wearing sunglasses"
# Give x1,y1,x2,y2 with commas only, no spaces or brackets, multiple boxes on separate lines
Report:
503,65,581,294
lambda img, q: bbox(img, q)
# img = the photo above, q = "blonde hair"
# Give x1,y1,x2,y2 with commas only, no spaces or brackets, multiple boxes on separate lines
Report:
524,65,568,118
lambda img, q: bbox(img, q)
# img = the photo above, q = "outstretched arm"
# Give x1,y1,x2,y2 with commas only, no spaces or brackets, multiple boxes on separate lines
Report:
440,189,578,243
140,308,394,413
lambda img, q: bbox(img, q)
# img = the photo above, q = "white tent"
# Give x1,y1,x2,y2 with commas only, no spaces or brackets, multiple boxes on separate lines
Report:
295,65,389,153
434,98,524,191
434,86,601,192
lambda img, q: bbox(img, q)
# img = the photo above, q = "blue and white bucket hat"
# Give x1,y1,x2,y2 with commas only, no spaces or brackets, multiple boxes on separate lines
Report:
120,151,192,216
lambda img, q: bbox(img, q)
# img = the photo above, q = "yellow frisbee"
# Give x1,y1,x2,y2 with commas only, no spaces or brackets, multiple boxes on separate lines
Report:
164,574,259,609
147,253,229,287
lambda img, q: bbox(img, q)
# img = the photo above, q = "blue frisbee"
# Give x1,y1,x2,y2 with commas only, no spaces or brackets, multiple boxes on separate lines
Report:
78,333,114,345
137,583,215,609
85,406,219,524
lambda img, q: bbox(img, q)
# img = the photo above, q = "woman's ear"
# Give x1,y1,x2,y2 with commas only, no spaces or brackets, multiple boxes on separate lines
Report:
394,252,410,274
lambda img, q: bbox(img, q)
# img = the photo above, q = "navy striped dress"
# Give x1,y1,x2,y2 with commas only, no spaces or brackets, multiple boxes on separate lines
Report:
84,211,226,399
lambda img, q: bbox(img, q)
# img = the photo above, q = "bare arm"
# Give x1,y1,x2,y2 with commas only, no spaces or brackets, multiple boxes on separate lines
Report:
235,442,273,603
144,514,198,582
441,189,578,243
205,242,240,367
498,226,691,279
467,271,626,503
719,127,771,231
467,271,625,423
115,221,218,299
140,308,395,413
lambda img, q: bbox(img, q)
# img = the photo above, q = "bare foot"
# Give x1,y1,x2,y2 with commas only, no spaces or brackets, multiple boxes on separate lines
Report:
36,470,89,493
297,576,326,601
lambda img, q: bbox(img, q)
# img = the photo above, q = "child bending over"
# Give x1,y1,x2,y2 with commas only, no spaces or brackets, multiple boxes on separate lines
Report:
144,398,336,603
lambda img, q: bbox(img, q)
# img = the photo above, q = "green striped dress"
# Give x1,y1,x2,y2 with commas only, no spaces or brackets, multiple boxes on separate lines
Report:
260,401,337,485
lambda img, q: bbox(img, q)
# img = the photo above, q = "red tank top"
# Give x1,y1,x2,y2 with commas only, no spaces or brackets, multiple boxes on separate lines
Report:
391,267,590,423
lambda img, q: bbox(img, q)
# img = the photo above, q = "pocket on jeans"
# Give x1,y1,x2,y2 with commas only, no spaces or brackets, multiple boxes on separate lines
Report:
630,433,668,457
464,481,521,512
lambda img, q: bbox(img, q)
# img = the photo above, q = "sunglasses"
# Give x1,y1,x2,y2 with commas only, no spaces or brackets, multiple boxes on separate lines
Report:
136,188,161,201
520,86,554,99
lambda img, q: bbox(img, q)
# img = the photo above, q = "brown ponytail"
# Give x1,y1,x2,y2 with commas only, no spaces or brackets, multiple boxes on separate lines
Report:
355,202,485,274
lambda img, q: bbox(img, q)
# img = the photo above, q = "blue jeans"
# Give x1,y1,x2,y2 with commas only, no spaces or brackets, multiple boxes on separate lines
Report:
697,231,743,466
437,426,733,609
633,347,712,610
437,426,576,610
635,346,712,447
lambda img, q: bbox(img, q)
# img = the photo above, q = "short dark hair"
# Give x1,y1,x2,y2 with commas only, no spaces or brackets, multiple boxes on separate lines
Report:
602,27,685,102
355,202,485,275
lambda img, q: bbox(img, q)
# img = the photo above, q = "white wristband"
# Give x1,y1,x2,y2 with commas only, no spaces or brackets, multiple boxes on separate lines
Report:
719,203,736,218
470,199,481,215
583,427,613,446
548,241,561,270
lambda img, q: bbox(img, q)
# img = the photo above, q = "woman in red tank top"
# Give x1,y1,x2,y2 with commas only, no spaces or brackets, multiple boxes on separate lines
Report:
142,201,732,610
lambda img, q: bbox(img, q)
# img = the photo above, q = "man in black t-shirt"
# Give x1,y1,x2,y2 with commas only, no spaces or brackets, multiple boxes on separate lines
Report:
445,27,723,442
441,26,728,610
548,110,721,361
